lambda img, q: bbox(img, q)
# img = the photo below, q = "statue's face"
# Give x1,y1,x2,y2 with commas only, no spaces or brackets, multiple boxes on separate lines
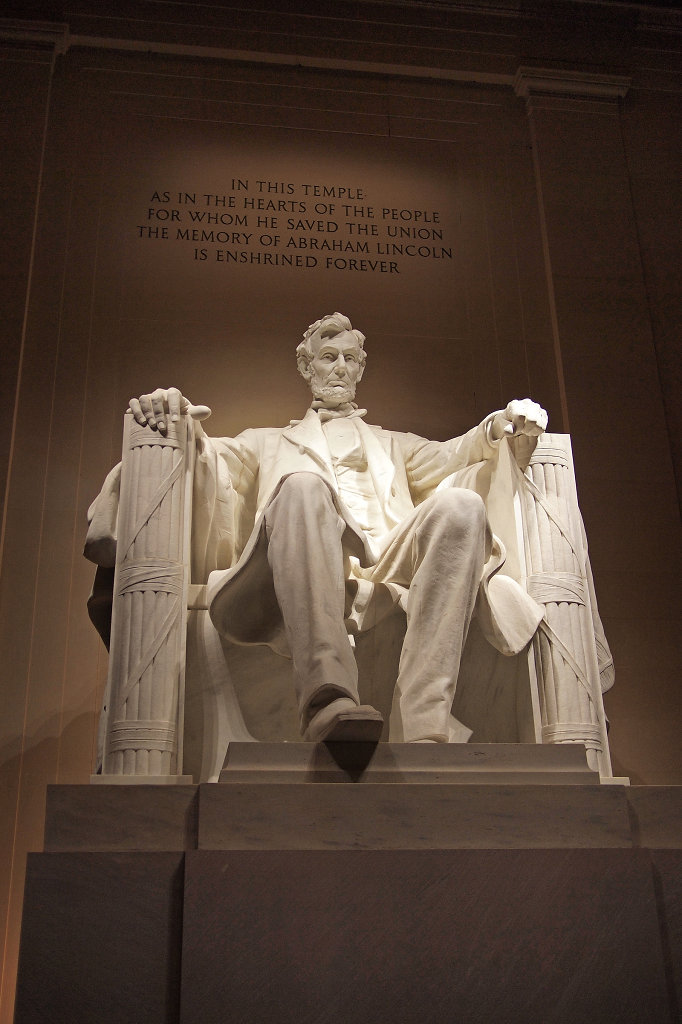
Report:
305,327,364,407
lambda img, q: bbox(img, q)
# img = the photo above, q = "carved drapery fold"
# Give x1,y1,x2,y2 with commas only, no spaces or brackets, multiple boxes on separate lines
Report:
101,414,194,778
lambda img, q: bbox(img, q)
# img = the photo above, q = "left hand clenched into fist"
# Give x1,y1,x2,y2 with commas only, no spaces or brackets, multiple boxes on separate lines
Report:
492,399,548,441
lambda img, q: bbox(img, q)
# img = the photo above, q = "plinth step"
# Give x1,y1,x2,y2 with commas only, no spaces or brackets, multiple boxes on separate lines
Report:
220,741,600,785
199,781,631,849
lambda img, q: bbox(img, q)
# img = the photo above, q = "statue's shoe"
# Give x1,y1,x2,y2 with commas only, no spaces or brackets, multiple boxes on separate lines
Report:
304,698,384,743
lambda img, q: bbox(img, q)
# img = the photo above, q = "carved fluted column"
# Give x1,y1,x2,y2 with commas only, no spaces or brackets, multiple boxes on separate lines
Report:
99,412,195,782
517,434,613,777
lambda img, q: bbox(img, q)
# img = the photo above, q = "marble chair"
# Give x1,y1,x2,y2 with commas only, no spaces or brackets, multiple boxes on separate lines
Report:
90,413,614,783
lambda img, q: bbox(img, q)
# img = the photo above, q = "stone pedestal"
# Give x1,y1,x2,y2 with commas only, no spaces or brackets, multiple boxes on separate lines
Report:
14,745,682,1023
180,848,671,1024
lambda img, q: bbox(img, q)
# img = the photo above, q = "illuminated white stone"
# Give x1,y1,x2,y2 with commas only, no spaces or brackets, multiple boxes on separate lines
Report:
86,313,614,780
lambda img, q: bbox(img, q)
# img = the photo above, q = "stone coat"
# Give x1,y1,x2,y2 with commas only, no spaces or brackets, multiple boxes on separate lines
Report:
85,408,543,659
188,408,543,657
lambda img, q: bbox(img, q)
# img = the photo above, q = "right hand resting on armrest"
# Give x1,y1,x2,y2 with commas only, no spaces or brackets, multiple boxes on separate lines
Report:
128,387,211,435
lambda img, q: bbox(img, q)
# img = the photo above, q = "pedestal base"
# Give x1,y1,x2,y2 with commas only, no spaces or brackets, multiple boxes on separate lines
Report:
180,848,675,1024
91,773,194,785
14,745,682,1024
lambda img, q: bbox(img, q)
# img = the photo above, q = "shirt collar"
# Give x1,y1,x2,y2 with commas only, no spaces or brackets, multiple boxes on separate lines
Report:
290,403,367,425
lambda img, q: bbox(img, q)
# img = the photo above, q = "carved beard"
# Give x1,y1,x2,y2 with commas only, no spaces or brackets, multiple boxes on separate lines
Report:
309,371,357,407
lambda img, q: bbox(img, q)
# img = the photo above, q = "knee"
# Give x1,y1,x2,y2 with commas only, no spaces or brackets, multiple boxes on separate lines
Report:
277,472,333,508
431,488,486,525
425,489,489,547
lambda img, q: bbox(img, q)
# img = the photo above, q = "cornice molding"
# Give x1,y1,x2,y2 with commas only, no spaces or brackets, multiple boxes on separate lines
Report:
0,19,70,54
514,66,632,100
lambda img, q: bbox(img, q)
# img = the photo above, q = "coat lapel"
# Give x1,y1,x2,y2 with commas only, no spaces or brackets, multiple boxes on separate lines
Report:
282,408,334,475
282,411,404,528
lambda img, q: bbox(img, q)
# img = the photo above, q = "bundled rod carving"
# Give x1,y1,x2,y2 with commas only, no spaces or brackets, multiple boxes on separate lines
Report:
515,434,612,776
101,413,194,777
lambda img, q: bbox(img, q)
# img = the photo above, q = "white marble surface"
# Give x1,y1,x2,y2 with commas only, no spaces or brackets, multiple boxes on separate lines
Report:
86,312,614,778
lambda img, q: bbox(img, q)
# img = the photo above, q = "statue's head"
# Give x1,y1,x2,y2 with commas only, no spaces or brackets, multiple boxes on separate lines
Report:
296,313,366,408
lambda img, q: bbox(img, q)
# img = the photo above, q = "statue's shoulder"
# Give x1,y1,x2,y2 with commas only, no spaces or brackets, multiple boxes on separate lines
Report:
360,420,390,436
206,425,280,458
239,424,292,450
229,424,286,441
248,425,286,436
378,426,430,446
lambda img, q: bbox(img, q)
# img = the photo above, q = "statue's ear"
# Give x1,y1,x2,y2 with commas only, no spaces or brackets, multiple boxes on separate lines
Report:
298,358,312,382
357,362,366,383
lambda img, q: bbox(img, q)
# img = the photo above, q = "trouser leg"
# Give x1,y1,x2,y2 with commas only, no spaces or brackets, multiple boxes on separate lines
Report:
263,473,360,726
374,489,490,742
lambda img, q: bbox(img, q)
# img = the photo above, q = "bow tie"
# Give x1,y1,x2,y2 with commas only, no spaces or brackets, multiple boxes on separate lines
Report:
314,404,367,423
289,404,368,427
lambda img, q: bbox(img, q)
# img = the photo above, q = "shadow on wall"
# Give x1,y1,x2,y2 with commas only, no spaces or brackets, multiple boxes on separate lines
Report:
1,709,99,793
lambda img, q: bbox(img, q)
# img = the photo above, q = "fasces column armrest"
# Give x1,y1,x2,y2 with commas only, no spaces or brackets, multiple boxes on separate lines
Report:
97,412,196,782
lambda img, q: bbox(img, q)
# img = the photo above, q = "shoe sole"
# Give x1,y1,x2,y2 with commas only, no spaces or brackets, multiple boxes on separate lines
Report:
310,707,384,743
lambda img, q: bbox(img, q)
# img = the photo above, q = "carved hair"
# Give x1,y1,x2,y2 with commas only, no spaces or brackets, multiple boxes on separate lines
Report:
296,312,366,377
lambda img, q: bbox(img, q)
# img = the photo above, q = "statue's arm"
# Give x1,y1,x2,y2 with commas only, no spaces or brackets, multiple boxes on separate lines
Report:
442,398,548,470
400,399,548,500
83,389,259,652
84,387,211,568
190,427,259,580
488,399,548,444
84,388,258,578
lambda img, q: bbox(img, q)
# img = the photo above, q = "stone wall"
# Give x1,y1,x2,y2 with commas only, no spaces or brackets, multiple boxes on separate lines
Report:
1,3,681,1020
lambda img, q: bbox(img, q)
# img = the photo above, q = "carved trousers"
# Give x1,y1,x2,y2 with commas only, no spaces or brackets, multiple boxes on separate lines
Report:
263,472,490,742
